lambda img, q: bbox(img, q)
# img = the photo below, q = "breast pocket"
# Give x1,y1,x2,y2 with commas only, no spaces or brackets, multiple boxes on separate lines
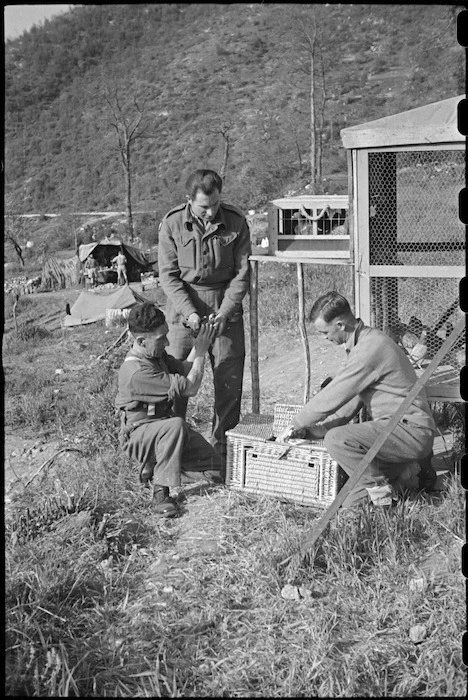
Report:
176,235,196,269
212,232,238,269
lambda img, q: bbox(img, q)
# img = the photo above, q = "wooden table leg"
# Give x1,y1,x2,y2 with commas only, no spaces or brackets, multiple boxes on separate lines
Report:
297,262,311,404
249,259,260,413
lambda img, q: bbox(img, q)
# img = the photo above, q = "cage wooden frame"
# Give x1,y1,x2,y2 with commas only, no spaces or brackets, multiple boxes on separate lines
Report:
341,97,464,403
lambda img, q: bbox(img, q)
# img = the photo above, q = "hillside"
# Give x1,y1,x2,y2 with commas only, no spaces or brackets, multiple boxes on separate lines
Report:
5,3,463,227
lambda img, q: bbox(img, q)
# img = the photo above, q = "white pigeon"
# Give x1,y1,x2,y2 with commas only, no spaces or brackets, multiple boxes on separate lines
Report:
409,330,428,368
400,327,419,352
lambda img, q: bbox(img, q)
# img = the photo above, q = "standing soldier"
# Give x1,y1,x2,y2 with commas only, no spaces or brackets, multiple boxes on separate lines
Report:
158,169,251,476
84,254,98,288
112,247,128,286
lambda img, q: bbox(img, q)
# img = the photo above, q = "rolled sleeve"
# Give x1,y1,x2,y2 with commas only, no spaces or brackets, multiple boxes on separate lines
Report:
129,359,188,404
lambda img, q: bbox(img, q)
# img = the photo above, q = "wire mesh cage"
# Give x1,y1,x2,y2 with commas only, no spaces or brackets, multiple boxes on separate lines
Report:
267,195,350,257
370,277,464,370
366,149,465,374
279,206,348,236
368,150,464,267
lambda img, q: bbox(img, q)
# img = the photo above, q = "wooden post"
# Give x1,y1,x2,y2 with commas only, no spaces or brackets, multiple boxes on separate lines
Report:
297,263,311,403
13,292,20,334
249,259,260,413
369,152,398,335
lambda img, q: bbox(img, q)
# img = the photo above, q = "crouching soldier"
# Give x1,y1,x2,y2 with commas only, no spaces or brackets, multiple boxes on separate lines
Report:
115,302,222,517
276,292,437,510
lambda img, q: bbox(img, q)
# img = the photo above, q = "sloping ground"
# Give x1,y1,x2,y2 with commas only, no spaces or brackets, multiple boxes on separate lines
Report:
4,435,87,519
4,290,460,583
242,326,347,413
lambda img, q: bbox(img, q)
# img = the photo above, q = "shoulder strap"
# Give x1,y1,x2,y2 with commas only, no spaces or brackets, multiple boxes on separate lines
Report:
221,202,246,218
163,202,186,221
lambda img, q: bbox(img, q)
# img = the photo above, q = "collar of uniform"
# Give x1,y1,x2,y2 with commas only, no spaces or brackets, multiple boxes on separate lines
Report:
183,202,226,232
183,203,195,231
345,318,365,354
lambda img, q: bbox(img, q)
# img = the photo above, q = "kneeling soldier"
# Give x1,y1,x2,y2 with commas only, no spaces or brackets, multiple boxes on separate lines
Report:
116,302,222,517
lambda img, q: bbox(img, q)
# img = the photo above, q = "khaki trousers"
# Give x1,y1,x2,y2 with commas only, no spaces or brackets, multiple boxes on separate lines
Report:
323,418,434,507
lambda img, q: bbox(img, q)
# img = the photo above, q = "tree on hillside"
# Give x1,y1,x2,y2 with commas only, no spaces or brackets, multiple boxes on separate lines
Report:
290,5,327,193
4,195,28,266
99,81,154,242
198,83,240,184
210,119,233,181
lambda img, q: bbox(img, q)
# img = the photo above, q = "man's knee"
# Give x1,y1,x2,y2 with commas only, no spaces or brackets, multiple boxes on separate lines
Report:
324,426,345,454
160,416,188,437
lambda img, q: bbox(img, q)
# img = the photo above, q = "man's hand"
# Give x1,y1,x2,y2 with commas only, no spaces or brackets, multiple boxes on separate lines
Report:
276,424,325,442
213,313,227,337
305,424,327,439
193,322,217,354
275,425,297,443
186,313,201,332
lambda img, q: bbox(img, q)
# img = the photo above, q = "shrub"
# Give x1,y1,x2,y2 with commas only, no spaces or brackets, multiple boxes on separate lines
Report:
16,324,53,342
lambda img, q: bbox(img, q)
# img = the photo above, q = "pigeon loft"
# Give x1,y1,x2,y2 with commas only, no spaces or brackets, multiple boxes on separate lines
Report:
267,195,350,259
341,96,465,404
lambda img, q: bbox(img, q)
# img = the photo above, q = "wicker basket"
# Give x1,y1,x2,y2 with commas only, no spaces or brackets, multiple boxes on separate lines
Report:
226,405,344,506
272,403,305,435
225,413,274,488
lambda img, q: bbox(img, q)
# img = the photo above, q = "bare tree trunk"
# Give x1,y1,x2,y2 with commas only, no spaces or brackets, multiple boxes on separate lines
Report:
316,41,326,188
303,13,318,194
103,83,149,245
294,132,303,175
220,131,230,180
124,146,134,242
8,237,25,266
310,45,316,193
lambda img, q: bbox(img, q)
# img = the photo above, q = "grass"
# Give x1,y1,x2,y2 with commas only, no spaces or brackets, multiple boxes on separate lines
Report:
4,267,466,697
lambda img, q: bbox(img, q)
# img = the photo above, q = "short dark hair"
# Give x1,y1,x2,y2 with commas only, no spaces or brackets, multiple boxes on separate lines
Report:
309,291,352,323
128,303,165,333
185,169,223,199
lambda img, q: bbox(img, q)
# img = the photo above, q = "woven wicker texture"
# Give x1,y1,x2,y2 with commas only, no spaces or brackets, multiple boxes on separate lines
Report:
226,406,342,506
273,403,305,436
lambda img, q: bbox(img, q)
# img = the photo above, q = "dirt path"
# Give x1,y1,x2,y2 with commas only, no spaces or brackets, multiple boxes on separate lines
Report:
243,326,347,411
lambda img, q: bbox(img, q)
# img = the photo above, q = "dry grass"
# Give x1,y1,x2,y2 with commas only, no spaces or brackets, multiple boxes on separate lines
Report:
6,473,464,696
4,267,466,697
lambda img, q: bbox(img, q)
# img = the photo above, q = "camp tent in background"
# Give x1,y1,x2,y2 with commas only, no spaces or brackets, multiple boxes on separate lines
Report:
42,257,78,290
63,285,148,327
78,241,156,283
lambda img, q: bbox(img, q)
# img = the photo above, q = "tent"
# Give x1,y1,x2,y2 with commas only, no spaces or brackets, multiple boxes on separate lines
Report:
63,285,149,327
78,241,156,283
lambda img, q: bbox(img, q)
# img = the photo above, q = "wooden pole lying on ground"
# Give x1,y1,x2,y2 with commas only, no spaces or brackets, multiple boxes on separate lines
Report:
23,447,84,489
297,262,311,404
288,316,465,562
250,259,260,414
93,327,128,362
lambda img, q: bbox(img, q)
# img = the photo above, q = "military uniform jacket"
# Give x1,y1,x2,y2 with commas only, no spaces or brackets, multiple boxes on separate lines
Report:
115,349,188,426
158,202,251,323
